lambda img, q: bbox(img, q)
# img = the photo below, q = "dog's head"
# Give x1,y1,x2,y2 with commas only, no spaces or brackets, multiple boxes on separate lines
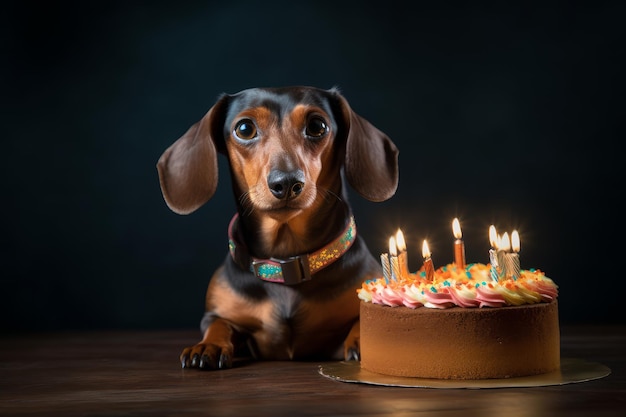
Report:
157,86,399,222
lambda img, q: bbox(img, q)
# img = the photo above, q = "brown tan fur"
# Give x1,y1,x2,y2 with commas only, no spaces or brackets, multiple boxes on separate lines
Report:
157,86,398,369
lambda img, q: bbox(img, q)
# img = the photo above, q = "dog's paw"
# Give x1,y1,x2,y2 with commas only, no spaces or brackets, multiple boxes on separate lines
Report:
180,343,234,370
343,336,360,361
343,320,360,361
344,345,360,362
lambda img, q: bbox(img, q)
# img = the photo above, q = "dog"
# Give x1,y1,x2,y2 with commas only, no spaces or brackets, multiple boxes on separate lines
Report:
157,86,399,370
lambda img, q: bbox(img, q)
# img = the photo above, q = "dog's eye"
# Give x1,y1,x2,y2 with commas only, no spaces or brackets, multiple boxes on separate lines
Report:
305,116,328,139
234,119,258,140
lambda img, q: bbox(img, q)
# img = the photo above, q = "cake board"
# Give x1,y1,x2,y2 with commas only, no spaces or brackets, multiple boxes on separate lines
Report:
318,358,610,389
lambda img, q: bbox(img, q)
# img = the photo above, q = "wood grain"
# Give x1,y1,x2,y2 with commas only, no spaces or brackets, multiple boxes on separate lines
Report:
1,326,624,417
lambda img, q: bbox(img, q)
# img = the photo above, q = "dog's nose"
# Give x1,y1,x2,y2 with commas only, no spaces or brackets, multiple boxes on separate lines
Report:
267,169,305,200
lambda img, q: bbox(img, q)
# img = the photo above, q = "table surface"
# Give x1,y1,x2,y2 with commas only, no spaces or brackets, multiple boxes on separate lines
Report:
1,325,624,417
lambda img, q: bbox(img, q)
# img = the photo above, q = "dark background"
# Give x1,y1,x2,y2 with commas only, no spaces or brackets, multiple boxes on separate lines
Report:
2,1,623,332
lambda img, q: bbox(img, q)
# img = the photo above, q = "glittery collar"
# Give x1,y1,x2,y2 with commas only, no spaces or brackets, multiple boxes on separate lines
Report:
228,214,357,285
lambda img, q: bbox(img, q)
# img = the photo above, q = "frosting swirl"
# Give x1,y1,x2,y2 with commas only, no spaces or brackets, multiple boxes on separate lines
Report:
357,263,558,309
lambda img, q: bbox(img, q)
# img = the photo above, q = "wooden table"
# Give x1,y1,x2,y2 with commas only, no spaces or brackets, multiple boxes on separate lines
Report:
1,325,624,416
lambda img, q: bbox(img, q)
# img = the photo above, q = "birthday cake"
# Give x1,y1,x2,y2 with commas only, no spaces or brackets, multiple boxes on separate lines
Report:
357,223,560,380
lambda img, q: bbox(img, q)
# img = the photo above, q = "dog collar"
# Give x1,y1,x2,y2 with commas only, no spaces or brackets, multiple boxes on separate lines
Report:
228,214,356,285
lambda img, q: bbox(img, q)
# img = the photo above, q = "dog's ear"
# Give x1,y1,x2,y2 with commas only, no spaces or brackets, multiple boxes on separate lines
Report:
334,92,399,202
157,95,228,215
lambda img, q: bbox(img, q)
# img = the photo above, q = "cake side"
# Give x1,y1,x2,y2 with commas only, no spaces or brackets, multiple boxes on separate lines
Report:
360,300,560,379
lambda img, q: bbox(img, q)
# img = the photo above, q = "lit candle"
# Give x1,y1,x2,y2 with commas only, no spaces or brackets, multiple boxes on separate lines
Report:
389,236,401,281
488,225,499,282
422,239,435,282
395,229,409,280
452,218,466,268
498,232,511,280
509,230,521,280
380,253,391,283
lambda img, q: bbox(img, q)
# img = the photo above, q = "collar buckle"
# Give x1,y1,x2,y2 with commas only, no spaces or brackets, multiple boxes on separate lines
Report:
252,255,312,285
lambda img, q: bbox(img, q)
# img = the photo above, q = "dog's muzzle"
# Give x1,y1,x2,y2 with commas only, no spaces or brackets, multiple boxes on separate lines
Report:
267,169,305,200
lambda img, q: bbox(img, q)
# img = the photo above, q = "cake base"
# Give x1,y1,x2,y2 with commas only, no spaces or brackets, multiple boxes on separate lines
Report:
360,300,560,379
319,358,610,389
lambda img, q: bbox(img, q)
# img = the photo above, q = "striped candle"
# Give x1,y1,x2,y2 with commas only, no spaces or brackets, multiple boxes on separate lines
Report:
488,225,499,282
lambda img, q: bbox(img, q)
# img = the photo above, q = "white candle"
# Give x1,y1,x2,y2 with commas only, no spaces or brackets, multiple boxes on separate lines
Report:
395,229,409,280
488,225,499,282
422,239,435,282
389,236,401,281
380,253,391,283
452,218,466,268
509,230,521,280
499,232,511,280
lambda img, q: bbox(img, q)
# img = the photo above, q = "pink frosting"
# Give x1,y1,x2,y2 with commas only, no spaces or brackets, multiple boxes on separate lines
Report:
521,277,558,302
379,286,405,307
423,286,455,309
448,284,480,308
474,284,507,307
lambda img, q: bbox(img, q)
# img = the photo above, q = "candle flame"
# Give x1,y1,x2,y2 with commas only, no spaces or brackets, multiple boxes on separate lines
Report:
489,225,498,248
421,239,431,259
500,232,511,251
511,230,520,252
389,236,397,257
395,229,406,252
452,218,462,239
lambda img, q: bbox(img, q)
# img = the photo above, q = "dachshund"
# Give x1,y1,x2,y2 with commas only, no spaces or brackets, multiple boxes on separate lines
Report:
157,86,399,370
